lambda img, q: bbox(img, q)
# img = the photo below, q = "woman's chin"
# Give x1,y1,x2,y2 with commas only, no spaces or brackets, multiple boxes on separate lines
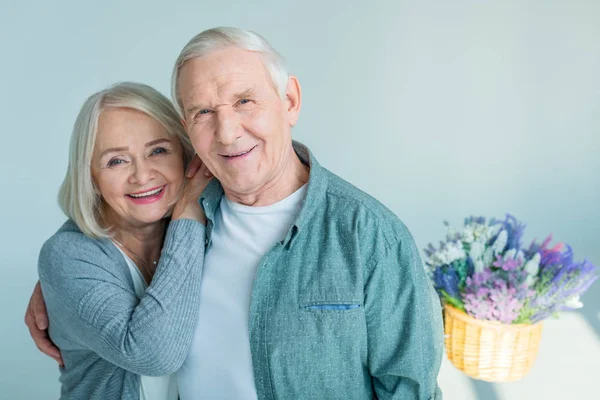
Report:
126,208,171,227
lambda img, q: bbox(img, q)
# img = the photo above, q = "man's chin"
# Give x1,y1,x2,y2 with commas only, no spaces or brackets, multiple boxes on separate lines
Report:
221,176,262,196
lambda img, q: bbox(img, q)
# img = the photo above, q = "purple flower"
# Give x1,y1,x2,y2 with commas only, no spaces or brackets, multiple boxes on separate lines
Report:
462,268,530,324
493,254,521,271
526,247,599,323
426,214,599,324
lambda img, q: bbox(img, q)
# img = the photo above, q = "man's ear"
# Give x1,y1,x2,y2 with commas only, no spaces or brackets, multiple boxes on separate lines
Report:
180,117,188,131
284,75,302,127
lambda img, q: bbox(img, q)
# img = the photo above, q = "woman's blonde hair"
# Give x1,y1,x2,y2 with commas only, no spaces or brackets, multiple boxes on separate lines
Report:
58,82,194,238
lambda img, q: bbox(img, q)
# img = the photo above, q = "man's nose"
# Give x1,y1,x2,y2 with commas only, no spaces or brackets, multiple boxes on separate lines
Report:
215,109,242,146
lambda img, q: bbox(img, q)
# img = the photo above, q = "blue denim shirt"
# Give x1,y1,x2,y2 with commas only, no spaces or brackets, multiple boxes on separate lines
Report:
199,143,444,399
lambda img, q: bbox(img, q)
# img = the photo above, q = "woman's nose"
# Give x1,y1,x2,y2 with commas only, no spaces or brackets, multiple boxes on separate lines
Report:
130,159,155,186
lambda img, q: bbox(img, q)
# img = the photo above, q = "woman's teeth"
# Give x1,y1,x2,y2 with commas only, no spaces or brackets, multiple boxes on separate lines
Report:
128,187,163,198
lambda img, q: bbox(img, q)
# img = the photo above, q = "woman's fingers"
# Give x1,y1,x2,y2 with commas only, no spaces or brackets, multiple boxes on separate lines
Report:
25,282,64,366
31,282,48,329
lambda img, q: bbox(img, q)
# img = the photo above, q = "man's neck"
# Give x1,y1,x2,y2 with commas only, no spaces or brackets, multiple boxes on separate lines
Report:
224,146,309,207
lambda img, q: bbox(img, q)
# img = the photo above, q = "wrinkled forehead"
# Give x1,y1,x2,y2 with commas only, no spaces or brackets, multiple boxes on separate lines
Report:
178,48,275,109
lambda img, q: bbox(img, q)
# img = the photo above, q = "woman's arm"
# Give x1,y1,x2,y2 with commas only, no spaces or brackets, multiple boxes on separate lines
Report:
39,218,205,376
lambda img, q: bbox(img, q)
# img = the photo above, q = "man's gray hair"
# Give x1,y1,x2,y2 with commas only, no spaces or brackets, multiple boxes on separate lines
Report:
58,82,195,239
171,27,289,117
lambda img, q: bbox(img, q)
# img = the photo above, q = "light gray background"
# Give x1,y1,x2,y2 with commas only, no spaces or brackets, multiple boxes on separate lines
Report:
1,1,598,399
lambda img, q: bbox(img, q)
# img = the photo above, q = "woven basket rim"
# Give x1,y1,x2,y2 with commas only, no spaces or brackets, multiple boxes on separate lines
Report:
444,304,543,331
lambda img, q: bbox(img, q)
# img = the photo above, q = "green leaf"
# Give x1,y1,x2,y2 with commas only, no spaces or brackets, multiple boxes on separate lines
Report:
440,290,465,312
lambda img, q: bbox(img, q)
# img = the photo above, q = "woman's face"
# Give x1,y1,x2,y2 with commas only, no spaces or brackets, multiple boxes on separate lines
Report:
91,107,185,230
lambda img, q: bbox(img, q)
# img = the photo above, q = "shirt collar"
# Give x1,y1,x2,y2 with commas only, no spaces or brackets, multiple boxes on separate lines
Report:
198,140,328,246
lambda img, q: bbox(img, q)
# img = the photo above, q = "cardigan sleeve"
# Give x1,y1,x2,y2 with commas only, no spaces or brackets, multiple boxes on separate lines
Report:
38,218,204,376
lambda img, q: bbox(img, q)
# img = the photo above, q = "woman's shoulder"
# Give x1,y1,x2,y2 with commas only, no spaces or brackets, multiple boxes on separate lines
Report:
42,219,100,254
38,219,119,279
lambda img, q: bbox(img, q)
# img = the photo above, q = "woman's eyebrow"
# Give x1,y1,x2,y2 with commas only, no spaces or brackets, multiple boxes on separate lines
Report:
99,146,128,158
146,138,171,147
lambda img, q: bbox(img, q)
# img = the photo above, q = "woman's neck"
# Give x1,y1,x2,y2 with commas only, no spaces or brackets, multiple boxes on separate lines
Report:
106,214,167,281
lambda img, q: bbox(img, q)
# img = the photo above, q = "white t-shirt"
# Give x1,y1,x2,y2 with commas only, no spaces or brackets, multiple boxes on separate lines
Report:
114,244,179,400
177,184,307,400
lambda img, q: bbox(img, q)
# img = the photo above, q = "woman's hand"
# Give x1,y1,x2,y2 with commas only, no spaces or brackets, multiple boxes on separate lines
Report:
24,281,64,366
171,155,213,224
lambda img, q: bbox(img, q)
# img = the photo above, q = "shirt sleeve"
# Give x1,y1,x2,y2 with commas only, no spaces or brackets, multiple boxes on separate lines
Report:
364,228,444,399
38,219,205,376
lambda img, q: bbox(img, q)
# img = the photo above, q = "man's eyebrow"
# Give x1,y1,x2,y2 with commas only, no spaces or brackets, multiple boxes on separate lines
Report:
185,88,256,116
185,104,204,117
233,88,255,101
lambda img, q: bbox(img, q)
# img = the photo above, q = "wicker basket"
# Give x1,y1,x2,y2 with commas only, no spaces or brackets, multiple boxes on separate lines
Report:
443,304,543,382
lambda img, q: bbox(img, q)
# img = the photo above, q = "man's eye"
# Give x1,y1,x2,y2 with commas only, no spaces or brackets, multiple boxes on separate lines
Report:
239,99,250,105
107,158,125,167
151,147,168,156
199,109,211,115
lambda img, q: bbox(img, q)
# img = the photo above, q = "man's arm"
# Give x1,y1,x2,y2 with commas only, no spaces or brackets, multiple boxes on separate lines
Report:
24,281,63,366
364,228,444,399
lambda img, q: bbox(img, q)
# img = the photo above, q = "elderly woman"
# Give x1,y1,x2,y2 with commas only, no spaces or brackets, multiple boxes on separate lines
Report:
36,82,211,399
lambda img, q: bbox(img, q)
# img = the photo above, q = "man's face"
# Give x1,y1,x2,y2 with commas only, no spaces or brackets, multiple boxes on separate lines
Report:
178,48,299,197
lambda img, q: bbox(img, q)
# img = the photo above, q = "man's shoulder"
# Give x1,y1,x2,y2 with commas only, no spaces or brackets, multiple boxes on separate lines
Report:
321,168,412,241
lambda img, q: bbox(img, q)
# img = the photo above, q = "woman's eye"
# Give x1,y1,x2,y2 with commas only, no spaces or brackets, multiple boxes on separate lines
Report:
107,158,125,167
150,147,168,156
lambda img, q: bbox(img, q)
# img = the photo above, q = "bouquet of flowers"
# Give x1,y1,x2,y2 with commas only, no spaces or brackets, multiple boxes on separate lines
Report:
424,215,598,325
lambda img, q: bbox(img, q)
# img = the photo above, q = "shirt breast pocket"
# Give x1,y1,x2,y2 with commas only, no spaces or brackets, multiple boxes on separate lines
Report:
300,301,362,313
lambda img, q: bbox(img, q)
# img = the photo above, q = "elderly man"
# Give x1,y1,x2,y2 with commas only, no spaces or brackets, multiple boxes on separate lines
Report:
27,27,443,399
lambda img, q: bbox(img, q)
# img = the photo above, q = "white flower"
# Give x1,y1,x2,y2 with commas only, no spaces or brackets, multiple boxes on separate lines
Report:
504,248,517,260
487,224,502,239
525,275,537,287
523,252,541,287
564,295,584,309
445,242,467,264
445,226,457,240
483,247,495,267
461,226,475,243
524,253,541,276
427,241,466,266
473,260,485,274
473,224,492,240
491,230,508,254
469,241,485,261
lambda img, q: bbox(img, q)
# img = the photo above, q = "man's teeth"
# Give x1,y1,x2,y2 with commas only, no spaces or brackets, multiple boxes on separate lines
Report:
129,187,163,198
